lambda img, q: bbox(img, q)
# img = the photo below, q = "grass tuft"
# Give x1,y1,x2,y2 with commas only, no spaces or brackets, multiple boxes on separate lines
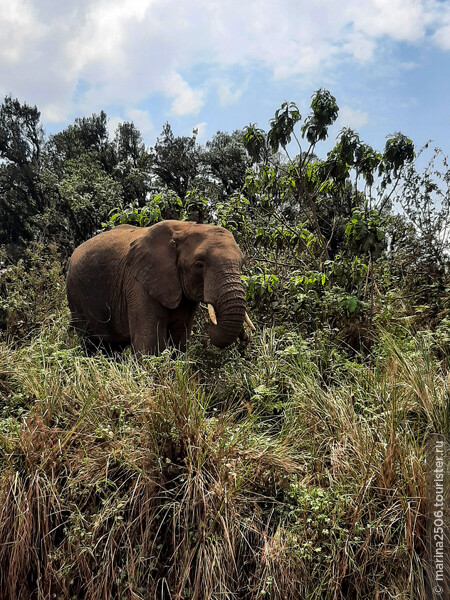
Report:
0,321,447,598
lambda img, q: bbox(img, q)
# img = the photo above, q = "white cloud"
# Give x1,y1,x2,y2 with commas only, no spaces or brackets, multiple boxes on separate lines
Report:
107,115,124,140
163,73,204,116
66,0,155,73
339,106,370,130
215,80,244,107
193,122,207,142
347,0,430,42
125,108,154,137
0,0,45,63
0,0,448,128
434,23,450,50
433,5,450,51
41,103,70,123
341,31,377,63
107,108,153,141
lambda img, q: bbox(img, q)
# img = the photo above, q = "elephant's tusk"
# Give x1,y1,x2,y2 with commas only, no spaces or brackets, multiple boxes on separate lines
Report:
208,303,217,326
244,312,256,331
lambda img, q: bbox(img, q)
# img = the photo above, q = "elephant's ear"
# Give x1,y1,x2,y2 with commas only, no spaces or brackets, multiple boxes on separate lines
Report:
126,222,182,309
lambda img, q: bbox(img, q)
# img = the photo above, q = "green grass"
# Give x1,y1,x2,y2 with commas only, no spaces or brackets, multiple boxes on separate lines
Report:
0,309,447,599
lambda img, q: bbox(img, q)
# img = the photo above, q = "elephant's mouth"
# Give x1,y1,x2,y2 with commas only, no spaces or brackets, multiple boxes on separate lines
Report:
202,271,254,348
206,303,255,332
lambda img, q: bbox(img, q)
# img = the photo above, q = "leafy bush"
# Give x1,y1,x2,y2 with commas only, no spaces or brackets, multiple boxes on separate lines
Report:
0,244,67,341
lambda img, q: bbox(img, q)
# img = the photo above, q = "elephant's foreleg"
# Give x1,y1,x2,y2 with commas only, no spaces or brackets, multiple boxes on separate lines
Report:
127,294,168,355
131,325,168,355
168,301,198,352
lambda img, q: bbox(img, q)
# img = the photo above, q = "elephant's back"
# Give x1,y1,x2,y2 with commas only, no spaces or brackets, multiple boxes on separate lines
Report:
68,226,139,281
71,225,138,259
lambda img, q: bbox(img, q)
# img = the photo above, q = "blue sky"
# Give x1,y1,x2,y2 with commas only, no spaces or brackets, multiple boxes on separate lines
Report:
1,0,450,159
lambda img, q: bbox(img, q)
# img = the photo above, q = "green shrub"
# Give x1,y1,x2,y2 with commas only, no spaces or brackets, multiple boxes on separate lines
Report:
0,244,67,342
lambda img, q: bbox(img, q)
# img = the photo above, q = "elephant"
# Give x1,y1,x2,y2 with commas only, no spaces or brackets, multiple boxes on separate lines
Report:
66,220,254,355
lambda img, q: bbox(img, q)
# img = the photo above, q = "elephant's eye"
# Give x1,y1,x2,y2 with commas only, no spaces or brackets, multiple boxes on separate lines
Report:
194,259,204,270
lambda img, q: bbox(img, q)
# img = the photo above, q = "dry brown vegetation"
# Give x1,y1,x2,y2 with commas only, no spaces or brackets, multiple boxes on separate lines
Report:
0,303,447,598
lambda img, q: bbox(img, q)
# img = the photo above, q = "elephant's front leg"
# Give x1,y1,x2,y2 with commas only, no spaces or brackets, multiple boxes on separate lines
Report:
168,300,198,352
127,293,168,355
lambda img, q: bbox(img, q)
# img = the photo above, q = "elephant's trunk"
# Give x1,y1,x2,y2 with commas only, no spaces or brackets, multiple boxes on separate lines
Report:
206,276,246,348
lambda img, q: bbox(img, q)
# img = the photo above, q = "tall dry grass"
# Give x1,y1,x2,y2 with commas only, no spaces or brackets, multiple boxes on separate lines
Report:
0,323,447,599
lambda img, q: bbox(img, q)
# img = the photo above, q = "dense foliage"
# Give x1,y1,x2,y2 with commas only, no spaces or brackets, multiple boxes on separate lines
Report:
0,91,448,599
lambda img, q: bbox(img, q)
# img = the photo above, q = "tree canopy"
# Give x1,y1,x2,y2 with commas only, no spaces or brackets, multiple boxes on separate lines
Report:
0,90,448,345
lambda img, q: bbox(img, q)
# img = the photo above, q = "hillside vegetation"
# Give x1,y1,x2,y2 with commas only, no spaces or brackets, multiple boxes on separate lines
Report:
0,91,449,599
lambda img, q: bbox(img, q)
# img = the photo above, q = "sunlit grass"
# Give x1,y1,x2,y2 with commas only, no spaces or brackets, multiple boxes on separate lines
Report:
0,321,447,599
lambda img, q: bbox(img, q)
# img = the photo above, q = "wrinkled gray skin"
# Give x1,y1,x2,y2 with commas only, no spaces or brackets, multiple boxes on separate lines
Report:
66,220,247,354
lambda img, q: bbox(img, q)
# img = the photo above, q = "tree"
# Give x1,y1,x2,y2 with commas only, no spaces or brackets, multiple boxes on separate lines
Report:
40,153,123,254
150,123,200,200
389,146,450,308
0,96,44,244
114,121,146,166
243,91,340,261
113,122,152,207
242,90,415,265
202,130,250,198
46,111,115,174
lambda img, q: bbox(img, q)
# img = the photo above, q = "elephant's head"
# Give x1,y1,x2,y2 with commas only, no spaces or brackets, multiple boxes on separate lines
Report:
127,220,253,348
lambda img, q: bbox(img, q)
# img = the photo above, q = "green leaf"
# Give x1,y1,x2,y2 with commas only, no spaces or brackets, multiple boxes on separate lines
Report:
347,296,358,314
